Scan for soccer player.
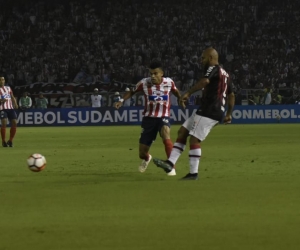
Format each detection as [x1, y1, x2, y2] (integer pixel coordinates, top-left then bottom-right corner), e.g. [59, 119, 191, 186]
[153, 47, 235, 180]
[91, 88, 102, 107]
[0, 76, 19, 147]
[114, 60, 182, 176]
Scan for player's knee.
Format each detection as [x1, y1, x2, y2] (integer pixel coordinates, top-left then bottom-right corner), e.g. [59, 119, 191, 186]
[177, 127, 188, 139]
[11, 120, 17, 127]
[160, 126, 170, 138]
[1, 120, 7, 127]
[161, 133, 170, 140]
[190, 136, 201, 145]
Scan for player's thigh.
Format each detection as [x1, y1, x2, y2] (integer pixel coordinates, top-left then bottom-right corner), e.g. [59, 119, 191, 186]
[158, 117, 171, 139]
[187, 114, 218, 142]
[177, 125, 190, 139]
[139, 117, 159, 146]
[0, 110, 8, 126]
[0, 110, 8, 120]
[6, 110, 17, 121]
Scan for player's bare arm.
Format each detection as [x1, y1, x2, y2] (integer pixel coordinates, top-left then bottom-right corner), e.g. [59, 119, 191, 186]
[11, 93, 18, 109]
[114, 89, 136, 109]
[171, 89, 182, 107]
[180, 78, 210, 108]
[224, 92, 235, 124]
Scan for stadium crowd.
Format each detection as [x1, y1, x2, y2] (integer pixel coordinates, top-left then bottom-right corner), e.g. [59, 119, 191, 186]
[0, 0, 300, 98]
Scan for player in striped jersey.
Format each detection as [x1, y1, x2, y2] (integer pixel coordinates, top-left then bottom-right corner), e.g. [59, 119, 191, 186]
[153, 48, 235, 180]
[0, 76, 19, 147]
[114, 61, 182, 176]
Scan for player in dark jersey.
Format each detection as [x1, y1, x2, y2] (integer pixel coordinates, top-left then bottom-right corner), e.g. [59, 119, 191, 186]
[153, 47, 235, 180]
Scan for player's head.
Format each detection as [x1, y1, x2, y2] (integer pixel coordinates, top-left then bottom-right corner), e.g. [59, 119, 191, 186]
[201, 47, 219, 69]
[0, 76, 5, 86]
[149, 60, 163, 85]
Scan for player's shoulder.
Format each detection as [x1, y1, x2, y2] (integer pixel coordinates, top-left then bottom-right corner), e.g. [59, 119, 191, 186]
[204, 65, 224, 77]
[205, 65, 218, 73]
[1, 85, 10, 91]
[219, 66, 230, 77]
[140, 77, 151, 84]
[162, 77, 174, 83]
[135, 78, 150, 89]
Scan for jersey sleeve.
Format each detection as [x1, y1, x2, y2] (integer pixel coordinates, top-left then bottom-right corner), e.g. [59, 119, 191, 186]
[203, 66, 219, 80]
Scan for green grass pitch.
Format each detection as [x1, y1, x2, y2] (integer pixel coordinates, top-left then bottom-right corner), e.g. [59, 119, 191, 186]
[1, 124, 300, 250]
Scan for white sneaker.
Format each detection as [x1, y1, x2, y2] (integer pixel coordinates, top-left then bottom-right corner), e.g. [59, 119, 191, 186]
[167, 168, 176, 176]
[139, 155, 152, 173]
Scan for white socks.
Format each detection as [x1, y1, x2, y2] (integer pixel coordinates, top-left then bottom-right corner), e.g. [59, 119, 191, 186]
[189, 146, 201, 174]
[168, 142, 186, 165]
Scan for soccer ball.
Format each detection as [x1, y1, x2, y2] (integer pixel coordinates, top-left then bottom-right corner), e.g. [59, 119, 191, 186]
[27, 154, 47, 172]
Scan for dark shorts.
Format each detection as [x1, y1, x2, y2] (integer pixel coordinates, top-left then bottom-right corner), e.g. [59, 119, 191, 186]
[139, 117, 171, 146]
[0, 109, 17, 120]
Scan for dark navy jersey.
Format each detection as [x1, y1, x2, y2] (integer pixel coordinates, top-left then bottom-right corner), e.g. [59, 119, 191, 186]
[196, 65, 233, 122]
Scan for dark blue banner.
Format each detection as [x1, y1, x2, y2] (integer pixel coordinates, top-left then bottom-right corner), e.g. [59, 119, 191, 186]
[231, 105, 300, 124]
[1, 105, 300, 126]
[11, 107, 191, 126]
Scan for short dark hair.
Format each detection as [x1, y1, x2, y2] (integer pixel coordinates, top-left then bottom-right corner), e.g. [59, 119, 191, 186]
[149, 60, 163, 70]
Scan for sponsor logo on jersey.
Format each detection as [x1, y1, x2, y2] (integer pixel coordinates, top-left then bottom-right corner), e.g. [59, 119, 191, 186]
[152, 90, 163, 96]
[1, 93, 10, 99]
[149, 95, 168, 102]
[205, 66, 215, 77]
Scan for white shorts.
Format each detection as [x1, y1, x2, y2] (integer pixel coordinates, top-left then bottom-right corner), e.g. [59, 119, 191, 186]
[182, 114, 219, 141]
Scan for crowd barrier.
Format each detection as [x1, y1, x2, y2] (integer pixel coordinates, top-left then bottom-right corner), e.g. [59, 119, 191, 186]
[1, 105, 300, 126]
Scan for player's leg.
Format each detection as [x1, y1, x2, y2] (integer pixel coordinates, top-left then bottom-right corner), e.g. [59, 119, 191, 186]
[0, 111, 8, 147]
[182, 115, 218, 180]
[160, 126, 173, 158]
[158, 118, 173, 159]
[167, 126, 189, 166]
[7, 110, 18, 147]
[138, 143, 152, 172]
[159, 122, 177, 176]
[138, 117, 156, 173]
[153, 115, 192, 173]
[181, 135, 201, 180]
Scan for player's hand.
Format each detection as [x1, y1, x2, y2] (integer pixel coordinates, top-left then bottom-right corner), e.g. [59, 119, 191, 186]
[223, 115, 232, 124]
[179, 93, 190, 109]
[179, 99, 186, 109]
[114, 101, 123, 109]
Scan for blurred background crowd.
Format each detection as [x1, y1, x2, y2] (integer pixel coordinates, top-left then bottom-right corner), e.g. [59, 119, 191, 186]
[0, 0, 300, 105]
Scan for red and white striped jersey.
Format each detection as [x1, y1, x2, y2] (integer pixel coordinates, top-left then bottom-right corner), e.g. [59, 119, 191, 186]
[135, 77, 177, 118]
[0, 86, 14, 110]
